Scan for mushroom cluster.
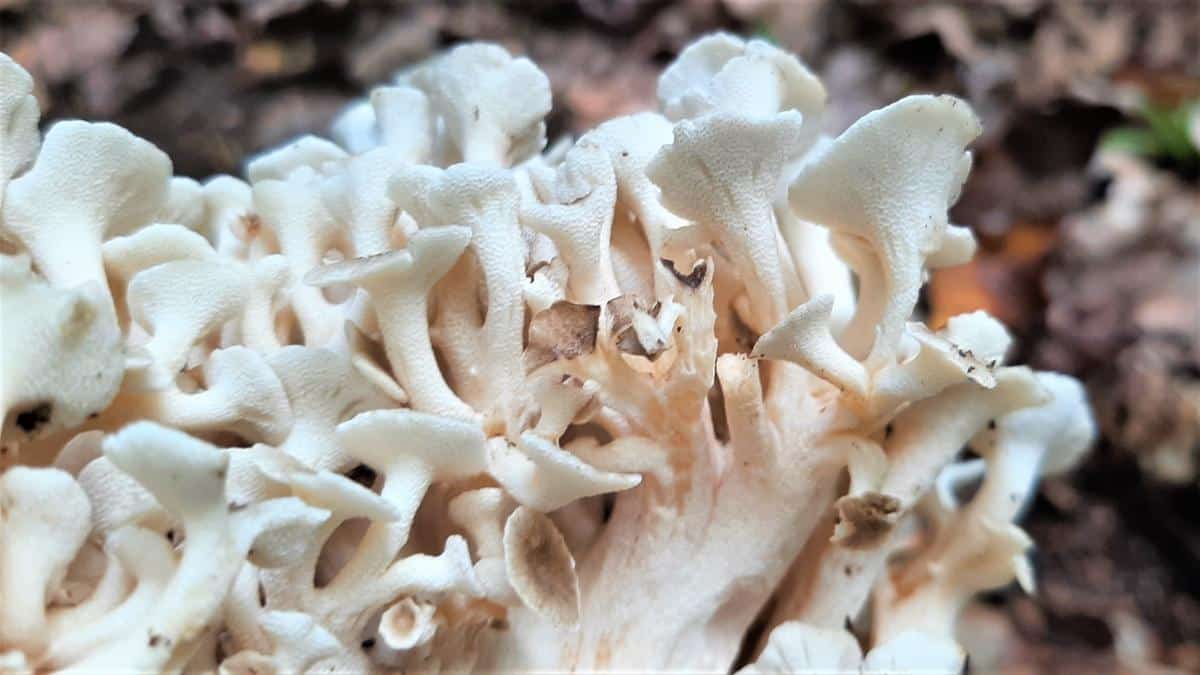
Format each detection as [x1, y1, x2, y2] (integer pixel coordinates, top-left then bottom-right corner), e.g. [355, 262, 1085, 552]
[0, 34, 1094, 673]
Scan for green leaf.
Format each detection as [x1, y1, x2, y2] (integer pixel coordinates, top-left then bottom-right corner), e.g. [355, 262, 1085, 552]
[752, 22, 778, 45]
[1101, 126, 1160, 157]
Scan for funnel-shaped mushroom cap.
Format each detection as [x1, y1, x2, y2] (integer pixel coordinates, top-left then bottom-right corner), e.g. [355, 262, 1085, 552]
[102, 223, 217, 284]
[319, 148, 399, 258]
[2, 120, 170, 292]
[306, 226, 471, 292]
[658, 32, 825, 135]
[306, 227, 475, 419]
[0, 54, 39, 206]
[788, 95, 981, 362]
[336, 408, 487, 478]
[649, 111, 806, 329]
[752, 294, 868, 399]
[371, 85, 434, 162]
[126, 259, 250, 386]
[246, 135, 347, 183]
[190, 346, 294, 444]
[78, 456, 167, 535]
[159, 176, 209, 236]
[503, 506, 581, 629]
[972, 371, 1096, 477]
[103, 421, 227, 514]
[250, 610, 343, 673]
[266, 346, 392, 470]
[378, 597, 438, 651]
[410, 42, 551, 165]
[331, 98, 380, 154]
[941, 310, 1012, 366]
[487, 433, 641, 512]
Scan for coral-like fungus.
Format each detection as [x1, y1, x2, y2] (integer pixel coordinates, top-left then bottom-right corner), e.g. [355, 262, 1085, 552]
[0, 35, 1093, 673]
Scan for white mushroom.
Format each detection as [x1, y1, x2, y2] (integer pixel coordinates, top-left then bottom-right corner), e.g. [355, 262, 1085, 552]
[0, 54, 39, 210]
[370, 85, 435, 163]
[648, 111, 807, 331]
[336, 408, 487, 543]
[658, 32, 825, 140]
[487, 433, 641, 512]
[872, 372, 1096, 644]
[1, 120, 170, 299]
[125, 259, 252, 388]
[0, 467, 92, 656]
[390, 164, 527, 418]
[267, 346, 392, 470]
[246, 135, 347, 183]
[408, 43, 551, 166]
[0, 255, 124, 441]
[788, 95, 981, 364]
[66, 422, 328, 672]
[320, 147, 401, 258]
[520, 136, 620, 304]
[0, 34, 1099, 675]
[306, 226, 475, 419]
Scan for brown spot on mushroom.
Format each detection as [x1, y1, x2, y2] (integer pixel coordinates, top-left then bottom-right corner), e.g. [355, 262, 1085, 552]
[147, 633, 171, 648]
[614, 326, 656, 359]
[660, 258, 708, 289]
[605, 295, 641, 337]
[525, 258, 550, 280]
[14, 402, 52, 434]
[832, 491, 901, 548]
[503, 506, 580, 628]
[523, 301, 600, 372]
[237, 213, 262, 240]
[606, 295, 669, 359]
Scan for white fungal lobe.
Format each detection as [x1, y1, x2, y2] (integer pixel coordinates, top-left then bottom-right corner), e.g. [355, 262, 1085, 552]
[0, 32, 1094, 674]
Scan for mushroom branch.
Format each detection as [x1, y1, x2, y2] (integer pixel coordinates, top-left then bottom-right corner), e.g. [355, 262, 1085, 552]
[0, 32, 1094, 674]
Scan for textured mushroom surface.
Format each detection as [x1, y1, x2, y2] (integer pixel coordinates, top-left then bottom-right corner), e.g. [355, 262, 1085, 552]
[0, 34, 1094, 673]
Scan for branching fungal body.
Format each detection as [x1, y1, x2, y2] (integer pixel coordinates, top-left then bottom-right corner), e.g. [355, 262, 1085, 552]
[0, 34, 1094, 674]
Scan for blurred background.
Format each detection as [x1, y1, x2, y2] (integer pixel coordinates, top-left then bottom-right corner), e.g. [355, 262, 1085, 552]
[2, 1, 1196, 671]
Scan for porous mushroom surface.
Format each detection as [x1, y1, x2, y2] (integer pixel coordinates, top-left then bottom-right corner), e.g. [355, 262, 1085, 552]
[0, 33, 1094, 673]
